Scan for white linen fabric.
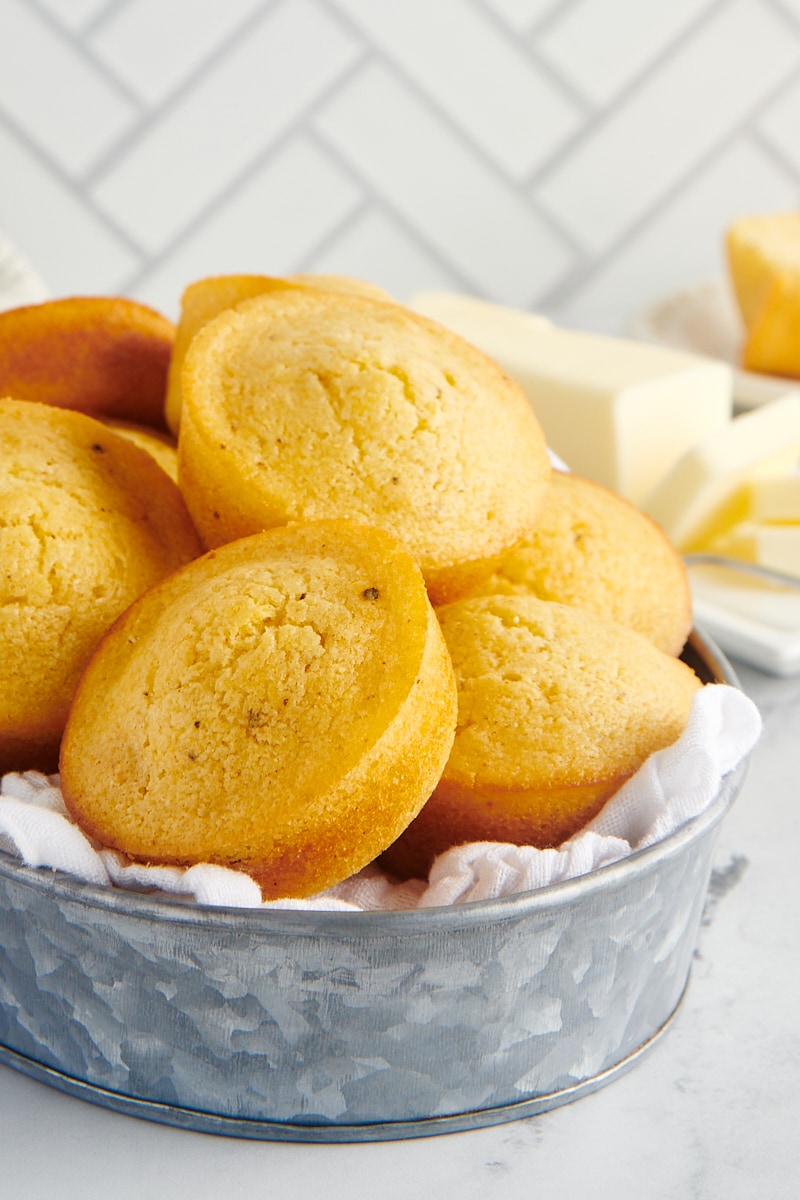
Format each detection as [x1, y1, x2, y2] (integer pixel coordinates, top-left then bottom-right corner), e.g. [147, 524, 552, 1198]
[0, 683, 760, 911]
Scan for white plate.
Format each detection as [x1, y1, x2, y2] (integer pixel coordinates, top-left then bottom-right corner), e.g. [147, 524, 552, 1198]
[688, 561, 800, 677]
[631, 280, 798, 410]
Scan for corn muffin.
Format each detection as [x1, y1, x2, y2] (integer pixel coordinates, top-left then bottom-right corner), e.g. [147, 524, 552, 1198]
[0, 296, 175, 429]
[178, 289, 551, 604]
[726, 211, 800, 330]
[0, 397, 203, 775]
[103, 418, 178, 481]
[164, 273, 392, 433]
[60, 520, 458, 900]
[466, 471, 692, 655]
[381, 594, 703, 879]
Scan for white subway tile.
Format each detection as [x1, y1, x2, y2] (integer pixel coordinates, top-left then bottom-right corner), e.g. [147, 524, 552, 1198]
[314, 63, 573, 306]
[538, 0, 714, 106]
[0, 120, 140, 296]
[90, 0, 361, 252]
[552, 139, 800, 334]
[0, 0, 137, 176]
[36, 0, 117, 33]
[759, 75, 800, 175]
[480, 0, 559, 32]
[333, 0, 580, 179]
[538, 0, 800, 253]
[130, 135, 362, 319]
[90, 0, 267, 104]
[305, 209, 460, 301]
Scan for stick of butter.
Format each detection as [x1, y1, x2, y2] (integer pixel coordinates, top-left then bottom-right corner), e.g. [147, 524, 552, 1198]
[411, 290, 552, 343]
[747, 474, 800, 522]
[708, 522, 800, 579]
[643, 393, 800, 550]
[412, 291, 731, 506]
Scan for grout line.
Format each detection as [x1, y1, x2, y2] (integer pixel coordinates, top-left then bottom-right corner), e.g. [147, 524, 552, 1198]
[535, 65, 800, 312]
[302, 127, 527, 301]
[316, 0, 580, 247]
[289, 195, 375, 273]
[0, 108, 148, 262]
[748, 126, 800, 197]
[527, 0, 584, 38]
[81, 0, 136, 39]
[466, 0, 592, 114]
[115, 52, 372, 293]
[25, 0, 146, 111]
[763, 0, 800, 35]
[79, 0, 286, 188]
[525, 0, 734, 191]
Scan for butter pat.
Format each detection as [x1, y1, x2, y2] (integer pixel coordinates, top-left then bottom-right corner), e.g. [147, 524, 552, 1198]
[747, 474, 800, 522]
[643, 393, 800, 551]
[412, 294, 732, 506]
[709, 522, 800, 579]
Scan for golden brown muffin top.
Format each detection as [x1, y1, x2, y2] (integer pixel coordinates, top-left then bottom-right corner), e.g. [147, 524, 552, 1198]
[164, 273, 392, 433]
[60, 520, 456, 887]
[179, 288, 551, 602]
[468, 471, 692, 655]
[0, 396, 203, 752]
[0, 296, 174, 429]
[437, 593, 702, 793]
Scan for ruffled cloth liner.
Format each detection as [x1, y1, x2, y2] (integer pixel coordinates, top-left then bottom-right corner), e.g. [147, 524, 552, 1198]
[0, 683, 760, 911]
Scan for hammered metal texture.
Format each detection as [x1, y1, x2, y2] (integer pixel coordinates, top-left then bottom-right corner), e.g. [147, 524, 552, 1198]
[0, 762, 740, 1131]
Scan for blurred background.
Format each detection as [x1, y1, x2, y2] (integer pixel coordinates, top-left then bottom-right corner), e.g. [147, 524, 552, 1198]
[1, 0, 800, 331]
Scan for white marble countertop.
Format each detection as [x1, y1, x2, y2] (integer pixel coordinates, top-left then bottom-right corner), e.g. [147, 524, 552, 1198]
[1, 656, 797, 1200]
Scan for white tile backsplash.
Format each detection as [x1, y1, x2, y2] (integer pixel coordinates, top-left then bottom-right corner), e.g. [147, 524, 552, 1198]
[553, 138, 800, 333]
[1, 0, 799, 327]
[0, 121, 139, 295]
[315, 63, 573, 306]
[537, 0, 715, 106]
[479, 0, 561, 33]
[89, 0, 267, 105]
[538, 0, 800, 253]
[332, 0, 581, 180]
[758, 74, 800, 174]
[35, 0, 119, 34]
[303, 208, 461, 300]
[0, 0, 137, 175]
[89, 0, 362, 252]
[132, 135, 363, 314]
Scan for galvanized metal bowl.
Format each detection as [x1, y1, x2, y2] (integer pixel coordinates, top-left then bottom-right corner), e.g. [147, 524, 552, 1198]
[0, 630, 746, 1142]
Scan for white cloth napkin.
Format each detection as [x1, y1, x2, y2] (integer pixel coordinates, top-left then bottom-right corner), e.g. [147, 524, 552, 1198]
[0, 683, 760, 911]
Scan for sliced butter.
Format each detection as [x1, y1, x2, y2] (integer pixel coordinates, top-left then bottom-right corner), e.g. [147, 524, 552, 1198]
[747, 474, 800, 523]
[709, 521, 800, 579]
[643, 393, 800, 551]
[412, 293, 732, 507]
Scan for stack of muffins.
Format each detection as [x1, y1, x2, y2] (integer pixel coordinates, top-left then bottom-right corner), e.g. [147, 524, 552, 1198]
[0, 277, 701, 899]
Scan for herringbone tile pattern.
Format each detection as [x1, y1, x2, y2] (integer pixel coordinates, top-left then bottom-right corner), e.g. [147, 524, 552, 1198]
[1, 0, 799, 330]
